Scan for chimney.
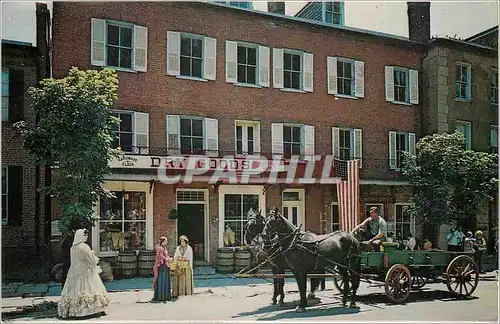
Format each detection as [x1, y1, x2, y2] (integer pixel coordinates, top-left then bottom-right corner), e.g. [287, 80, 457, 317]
[407, 2, 431, 43]
[268, 1, 285, 15]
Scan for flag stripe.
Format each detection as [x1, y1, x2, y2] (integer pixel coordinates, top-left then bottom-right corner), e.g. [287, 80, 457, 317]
[336, 159, 360, 232]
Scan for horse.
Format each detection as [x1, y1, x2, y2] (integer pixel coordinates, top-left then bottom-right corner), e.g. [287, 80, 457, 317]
[260, 208, 361, 312]
[244, 209, 323, 305]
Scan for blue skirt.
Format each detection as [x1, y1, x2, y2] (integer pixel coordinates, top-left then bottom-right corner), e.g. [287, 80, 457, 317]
[153, 264, 171, 301]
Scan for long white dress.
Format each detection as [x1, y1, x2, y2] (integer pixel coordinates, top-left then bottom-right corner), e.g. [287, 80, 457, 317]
[58, 229, 110, 318]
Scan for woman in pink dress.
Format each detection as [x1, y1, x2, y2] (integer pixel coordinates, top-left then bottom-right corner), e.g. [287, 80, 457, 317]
[152, 236, 172, 302]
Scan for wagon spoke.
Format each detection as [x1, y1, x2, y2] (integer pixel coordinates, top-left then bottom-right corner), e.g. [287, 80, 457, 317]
[463, 283, 469, 296]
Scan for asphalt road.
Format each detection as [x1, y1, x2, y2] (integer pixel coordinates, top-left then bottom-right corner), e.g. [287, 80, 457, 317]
[4, 277, 498, 322]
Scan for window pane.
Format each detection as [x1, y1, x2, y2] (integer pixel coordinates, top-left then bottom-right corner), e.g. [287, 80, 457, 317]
[284, 53, 291, 70]
[1, 71, 8, 95]
[343, 79, 351, 95]
[107, 25, 119, 46]
[344, 62, 352, 78]
[192, 119, 203, 137]
[326, 13, 333, 23]
[237, 46, 247, 64]
[337, 62, 343, 77]
[225, 194, 242, 221]
[121, 133, 133, 151]
[237, 65, 246, 83]
[181, 37, 192, 56]
[124, 221, 147, 250]
[236, 140, 243, 154]
[291, 72, 300, 89]
[243, 194, 259, 218]
[247, 66, 256, 84]
[124, 192, 146, 220]
[100, 191, 123, 220]
[192, 138, 203, 151]
[236, 125, 242, 140]
[284, 71, 291, 88]
[120, 27, 132, 47]
[120, 48, 132, 69]
[325, 2, 333, 11]
[192, 58, 202, 78]
[99, 222, 123, 252]
[180, 137, 192, 151]
[248, 140, 254, 154]
[107, 46, 119, 67]
[192, 39, 203, 58]
[180, 57, 191, 76]
[292, 126, 301, 142]
[1, 171, 6, 194]
[247, 126, 253, 140]
[292, 55, 301, 71]
[180, 118, 192, 136]
[247, 47, 257, 65]
[284, 143, 292, 156]
[283, 126, 291, 142]
[120, 113, 133, 132]
[292, 143, 301, 155]
[332, 14, 341, 25]
[2, 196, 6, 221]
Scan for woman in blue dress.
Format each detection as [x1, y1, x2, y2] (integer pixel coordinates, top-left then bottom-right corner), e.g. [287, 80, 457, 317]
[152, 236, 172, 302]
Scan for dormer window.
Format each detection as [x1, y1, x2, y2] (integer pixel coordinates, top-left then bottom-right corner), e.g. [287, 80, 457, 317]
[294, 1, 344, 27]
[325, 2, 342, 24]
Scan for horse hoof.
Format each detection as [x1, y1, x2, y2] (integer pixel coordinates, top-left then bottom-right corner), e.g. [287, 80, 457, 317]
[271, 300, 277, 305]
[349, 302, 357, 308]
[278, 300, 285, 306]
[307, 293, 315, 300]
[295, 306, 306, 313]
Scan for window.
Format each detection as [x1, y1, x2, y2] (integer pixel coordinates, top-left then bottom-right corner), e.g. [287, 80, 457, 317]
[2, 166, 7, 226]
[235, 121, 259, 155]
[112, 112, 133, 152]
[98, 191, 147, 253]
[395, 204, 414, 241]
[456, 63, 471, 100]
[283, 52, 301, 90]
[325, 2, 342, 25]
[490, 70, 498, 105]
[395, 133, 408, 169]
[229, 1, 251, 9]
[107, 24, 133, 69]
[180, 117, 204, 155]
[331, 203, 339, 232]
[339, 129, 352, 160]
[337, 60, 354, 96]
[456, 121, 472, 150]
[283, 125, 302, 156]
[180, 35, 203, 78]
[237, 45, 257, 84]
[2, 69, 8, 122]
[394, 68, 409, 103]
[490, 125, 498, 154]
[224, 194, 259, 246]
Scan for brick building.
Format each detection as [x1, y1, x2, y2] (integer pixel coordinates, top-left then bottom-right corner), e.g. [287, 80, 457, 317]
[51, 1, 427, 263]
[1, 3, 51, 279]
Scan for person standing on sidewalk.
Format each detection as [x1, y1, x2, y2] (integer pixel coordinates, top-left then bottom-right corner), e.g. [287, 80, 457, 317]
[60, 219, 83, 289]
[172, 235, 194, 297]
[473, 230, 487, 274]
[152, 236, 172, 302]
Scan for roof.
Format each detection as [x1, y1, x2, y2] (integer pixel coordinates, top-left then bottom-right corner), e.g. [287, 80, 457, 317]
[205, 2, 426, 49]
[429, 37, 497, 56]
[465, 26, 498, 42]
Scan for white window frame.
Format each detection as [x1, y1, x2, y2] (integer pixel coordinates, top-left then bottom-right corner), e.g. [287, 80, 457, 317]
[2, 166, 7, 226]
[490, 125, 498, 153]
[234, 120, 260, 156]
[394, 203, 415, 242]
[112, 110, 134, 153]
[338, 128, 353, 160]
[106, 22, 134, 70]
[2, 69, 9, 122]
[112, 109, 149, 155]
[92, 181, 154, 257]
[455, 62, 471, 101]
[218, 185, 266, 248]
[331, 202, 339, 232]
[324, 1, 342, 25]
[180, 116, 205, 155]
[283, 50, 303, 91]
[456, 120, 472, 150]
[395, 132, 409, 170]
[337, 59, 355, 96]
[176, 188, 210, 262]
[490, 69, 498, 105]
[281, 189, 305, 230]
[180, 33, 205, 79]
[283, 123, 303, 157]
[236, 42, 259, 85]
[393, 67, 409, 104]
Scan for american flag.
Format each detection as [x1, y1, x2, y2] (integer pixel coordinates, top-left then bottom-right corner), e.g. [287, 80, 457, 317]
[334, 159, 360, 232]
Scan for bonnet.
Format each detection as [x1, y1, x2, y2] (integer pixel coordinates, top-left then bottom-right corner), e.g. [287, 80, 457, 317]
[73, 229, 88, 245]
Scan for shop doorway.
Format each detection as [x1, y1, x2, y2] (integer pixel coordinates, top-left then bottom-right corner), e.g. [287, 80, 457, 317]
[282, 189, 305, 229]
[176, 190, 208, 262]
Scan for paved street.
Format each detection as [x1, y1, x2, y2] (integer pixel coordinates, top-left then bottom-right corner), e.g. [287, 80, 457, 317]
[3, 275, 498, 322]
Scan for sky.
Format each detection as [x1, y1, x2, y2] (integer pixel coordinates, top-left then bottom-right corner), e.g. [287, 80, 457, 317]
[252, 1, 499, 39]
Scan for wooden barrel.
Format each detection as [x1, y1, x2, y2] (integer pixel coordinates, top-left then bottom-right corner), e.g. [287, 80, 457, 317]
[137, 250, 155, 277]
[216, 247, 234, 273]
[234, 248, 252, 273]
[117, 251, 137, 278]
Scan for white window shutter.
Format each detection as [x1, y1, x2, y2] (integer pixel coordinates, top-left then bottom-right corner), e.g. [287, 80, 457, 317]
[354, 61, 365, 98]
[273, 48, 284, 89]
[303, 125, 315, 160]
[134, 112, 149, 154]
[225, 41, 238, 83]
[204, 118, 219, 156]
[204, 37, 217, 81]
[254, 123, 261, 154]
[302, 53, 314, 92]
[331, 127, 340, 158]
[166, 31, 181, 76]
[258, 46, 270, 87]
[327, 57, 338, 95]
[353, 128, 363, 168]
[271, 123, 284, 158]
[389, 131, 397, 170]
[385, 66, 395, 102]
[166, 115, 180, 154]
[409, 69, 419, 104]
[91, 18, 106, 67]
[408, 132, 416, 156]
[133, 25, 148, 72]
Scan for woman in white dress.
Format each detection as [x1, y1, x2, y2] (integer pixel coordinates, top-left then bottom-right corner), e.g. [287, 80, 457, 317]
[58, 229, 110, 318]
[172, 235, 194, 297]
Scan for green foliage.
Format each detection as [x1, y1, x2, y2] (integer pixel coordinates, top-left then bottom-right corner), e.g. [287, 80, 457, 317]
[402, 131, 498, 226]
[14, 67, 121, 233]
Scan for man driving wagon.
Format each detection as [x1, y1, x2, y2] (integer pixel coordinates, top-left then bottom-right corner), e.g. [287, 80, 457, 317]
[351, 206, 388, 251]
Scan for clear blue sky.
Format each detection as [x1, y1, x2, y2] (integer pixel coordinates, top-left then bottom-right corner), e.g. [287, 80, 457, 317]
[253, 1, 499, 39]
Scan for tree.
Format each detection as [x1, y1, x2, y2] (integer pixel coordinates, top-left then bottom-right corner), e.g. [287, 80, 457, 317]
[14, 67, 121, 233]
[402, 131, 498, 236]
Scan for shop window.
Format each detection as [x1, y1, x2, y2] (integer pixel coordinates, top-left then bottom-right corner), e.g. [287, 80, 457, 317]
[223, 194, 259, 246]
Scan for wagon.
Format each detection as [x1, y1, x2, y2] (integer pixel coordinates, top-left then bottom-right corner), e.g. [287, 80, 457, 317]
[332, 243, 480, 304]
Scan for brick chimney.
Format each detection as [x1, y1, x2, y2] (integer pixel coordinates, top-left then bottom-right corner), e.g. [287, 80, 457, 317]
[407, 2, 431, 43]
[268, 1, 285, 15]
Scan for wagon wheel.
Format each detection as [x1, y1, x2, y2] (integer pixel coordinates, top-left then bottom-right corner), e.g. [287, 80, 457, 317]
[333, 276, 344, 293]
[445, 255, 479, 298]
[385, 264, 411, 303]
[411, 275, 428, 289]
